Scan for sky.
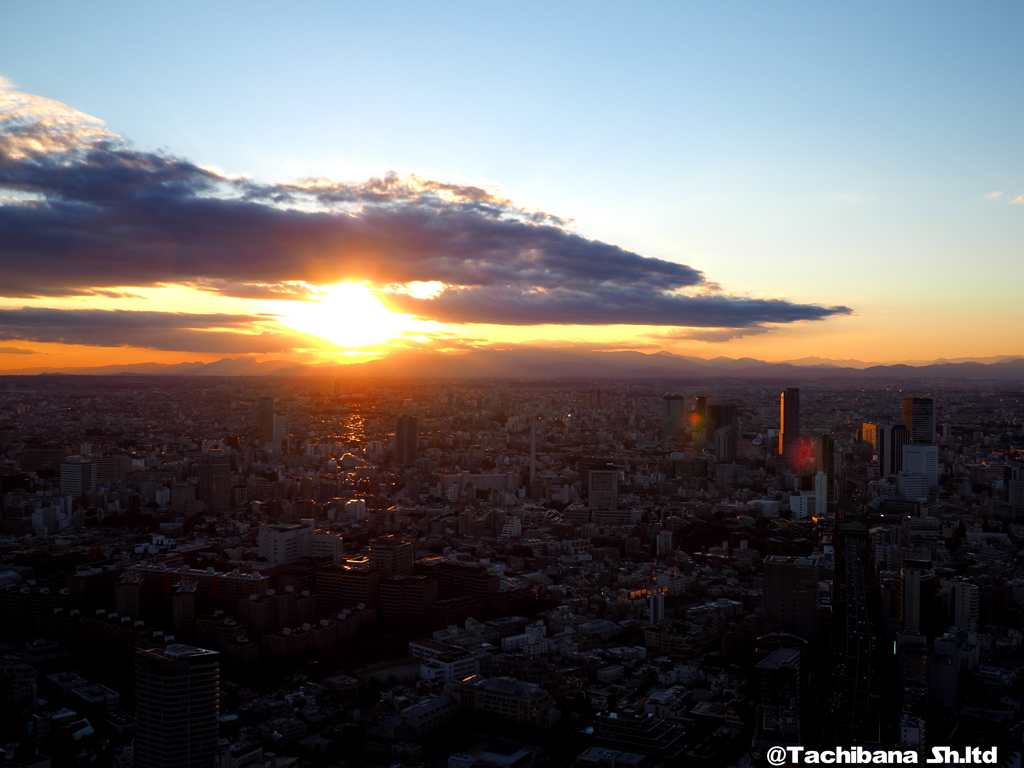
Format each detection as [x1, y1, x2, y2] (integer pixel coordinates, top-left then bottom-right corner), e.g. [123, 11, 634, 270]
[0, 0, 1022, 371]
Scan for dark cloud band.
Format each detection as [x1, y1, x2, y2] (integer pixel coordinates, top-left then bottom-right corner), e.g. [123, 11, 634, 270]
[384, 286, 850, 327]
[0, 307, 304, 353]
[0, 81, 851, 332]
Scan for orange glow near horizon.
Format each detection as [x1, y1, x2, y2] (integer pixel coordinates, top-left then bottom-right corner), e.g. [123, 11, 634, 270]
[0, 340, 272, 371]
[0, 281, 1019, 372]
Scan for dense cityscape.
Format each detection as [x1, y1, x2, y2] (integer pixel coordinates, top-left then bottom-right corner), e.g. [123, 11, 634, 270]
[4, 1, 1024, 766]
[0, 373, 1022, 767]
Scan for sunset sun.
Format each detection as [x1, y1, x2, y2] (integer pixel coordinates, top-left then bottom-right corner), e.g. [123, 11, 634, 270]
[276, 283, 411, 349]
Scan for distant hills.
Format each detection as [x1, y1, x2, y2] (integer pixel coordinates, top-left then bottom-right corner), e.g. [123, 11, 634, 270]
[4, 349, 1024, 380]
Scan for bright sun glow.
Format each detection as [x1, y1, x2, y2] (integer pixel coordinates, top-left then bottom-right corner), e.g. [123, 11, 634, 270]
[276, 283, 410, 349]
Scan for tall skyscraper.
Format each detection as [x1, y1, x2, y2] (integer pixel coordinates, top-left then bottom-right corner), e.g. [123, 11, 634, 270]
[953, 579, 979, 633]
[714, 424, 738, 462]
[817, 433, 838, 504]
[135, 645, 220, 768]
[706, 402, 737, 438]
[900, 397, 936, 445]
[272, 412, 290, 453]
[763, 555, 820, 642]
[395, 415, 418, 468]
[778, 388, 800, 466]
[693, 395, 707, 433]
[861, 423, 878, 451]
[258, 396, 275, 446]
[900, 559, 935, 635]
[197, 449, 231, 512]
[814, 471, 828, 517]
[663, 393, 685, 444]
[878, 423, 909, 478]
[529, 416, 537, 490]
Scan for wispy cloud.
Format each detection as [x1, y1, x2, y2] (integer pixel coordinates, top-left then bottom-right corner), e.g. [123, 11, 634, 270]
[385, 331, 492, 353]
[1011, 195, 1024, 205]
[0, 345, 37, 354]
[524, 340, 664, 352]
[0, 80, 851, 337]
[648, 326, 775, 343]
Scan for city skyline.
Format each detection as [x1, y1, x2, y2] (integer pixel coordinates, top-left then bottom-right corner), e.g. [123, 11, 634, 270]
[1, 1, 1023, 372]
[2, 372, 1021, 764]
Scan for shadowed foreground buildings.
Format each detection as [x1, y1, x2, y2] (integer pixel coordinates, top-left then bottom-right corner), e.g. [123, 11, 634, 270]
[4, 376, 1024, 764]
[135, 645, 219, 768]
[454, 675, 561, 728]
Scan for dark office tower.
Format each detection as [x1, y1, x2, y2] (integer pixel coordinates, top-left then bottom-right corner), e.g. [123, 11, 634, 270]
[529, 417, 537, 490]
[707, 401, 738, 462]
[395, 415, 418, 468]
[663, 393, 685, 444]
[763, 555, 821, 643]
[590, 389, 602, 409]
[135, 645, 219, 768]
[714, 424, 738, 463]
[705, 402, 736, 438]
[818, 433, 838, 503]
[877, 423, 909, 478]
[900, 397, 936, 445]
[197, 450, 231, 512]
[693, 396, 707, 432]
[900, 559, 936, 635]
[778, 388, 800, 464]
[258, 396, 275, 445]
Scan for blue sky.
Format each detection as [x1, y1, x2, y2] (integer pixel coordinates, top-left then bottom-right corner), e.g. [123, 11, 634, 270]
[1, 1, 1022, 364]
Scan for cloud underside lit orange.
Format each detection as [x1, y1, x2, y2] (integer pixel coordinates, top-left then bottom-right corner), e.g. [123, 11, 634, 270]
[0, 79, 854, 364]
